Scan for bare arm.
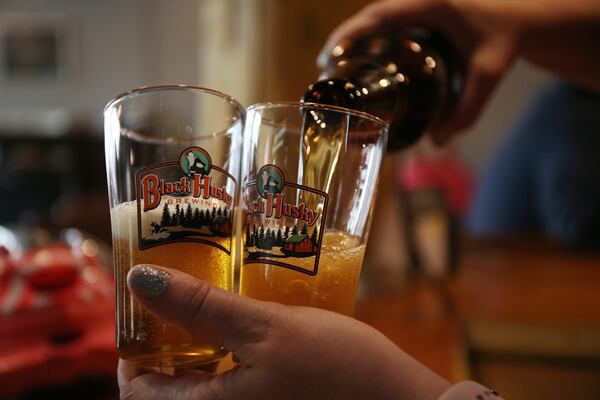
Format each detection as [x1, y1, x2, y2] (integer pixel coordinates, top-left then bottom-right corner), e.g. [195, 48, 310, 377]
[511, 0, 600, 91]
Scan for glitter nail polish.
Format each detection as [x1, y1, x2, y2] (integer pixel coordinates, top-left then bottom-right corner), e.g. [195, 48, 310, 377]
[128, 264, 170, 299]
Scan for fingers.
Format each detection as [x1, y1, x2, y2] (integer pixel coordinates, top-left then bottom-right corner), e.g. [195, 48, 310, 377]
[318, 0, 447, 68]
[317, 0, 516, 145]
[430, 40, 515, 144]
[118, 359, 215, 400]
[127, 264, 279, 361]
[315, 0, 487, 144]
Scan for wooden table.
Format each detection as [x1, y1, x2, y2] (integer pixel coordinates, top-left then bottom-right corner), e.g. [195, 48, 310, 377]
[355, 237, 600, 385]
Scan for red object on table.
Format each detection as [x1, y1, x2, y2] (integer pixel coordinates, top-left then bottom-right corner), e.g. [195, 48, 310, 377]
[398, 151, 474, 217]
[0, 237, 116, 398]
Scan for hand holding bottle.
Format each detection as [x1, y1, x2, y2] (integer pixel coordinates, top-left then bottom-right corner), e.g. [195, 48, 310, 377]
[318, 0, 600, 144]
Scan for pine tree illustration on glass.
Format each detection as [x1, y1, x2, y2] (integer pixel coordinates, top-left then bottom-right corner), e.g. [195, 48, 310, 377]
[250, 224, 256, 247]
[199, 209, 206, 226]
[276, 228, 283, 246]
[265, 228, 272, 250]
[284, 226, 290, 242]
[311, 226, 319, 246]
[172, 204, 181, 226]
[184, 204, 193, 227]
[192, 207, 201, 228]
[178, 207, 184, 224]
[258, 224, 265, 249]
[161, 203, 171, 227]
[301, 223, 309, 235]
[291, 225, 299, 235]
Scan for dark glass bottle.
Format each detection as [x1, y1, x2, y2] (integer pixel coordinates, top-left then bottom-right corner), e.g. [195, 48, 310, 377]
[303, 29, 464, 151]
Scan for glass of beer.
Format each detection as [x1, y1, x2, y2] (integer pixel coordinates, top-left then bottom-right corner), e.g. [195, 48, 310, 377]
[104, 85, 243, 369]
[240, 102, 387, 315]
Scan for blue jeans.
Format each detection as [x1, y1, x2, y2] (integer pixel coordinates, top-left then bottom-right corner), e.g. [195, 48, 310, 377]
[468, 81, 600, 248]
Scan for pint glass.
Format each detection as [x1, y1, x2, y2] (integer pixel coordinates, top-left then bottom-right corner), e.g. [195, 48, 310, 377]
[240, 102, 387, 315]
[104, 85, 243, 369]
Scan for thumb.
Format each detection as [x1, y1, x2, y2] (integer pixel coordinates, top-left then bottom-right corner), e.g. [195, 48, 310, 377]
[126, 264, 276, 362]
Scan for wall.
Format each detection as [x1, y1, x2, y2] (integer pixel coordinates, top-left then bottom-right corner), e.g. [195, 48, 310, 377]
[195, 0, 372, 108]
[0, 0, 200, 134]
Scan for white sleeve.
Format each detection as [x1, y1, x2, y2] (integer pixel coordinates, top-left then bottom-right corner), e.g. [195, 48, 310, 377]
[438, 381, 505, 400]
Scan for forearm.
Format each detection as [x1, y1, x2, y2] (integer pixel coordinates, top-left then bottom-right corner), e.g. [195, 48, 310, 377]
[515, 0, 600, 90]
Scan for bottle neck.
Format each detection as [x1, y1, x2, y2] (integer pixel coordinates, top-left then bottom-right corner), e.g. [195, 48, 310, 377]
[331, 58, 410, 140]
[316, 30, 464, 151]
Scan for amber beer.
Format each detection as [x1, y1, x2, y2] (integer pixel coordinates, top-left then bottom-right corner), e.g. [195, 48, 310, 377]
[240, 231, 365, 315]
[240, 103, 386, 317]
[105, 86, 243, 371]
[111, 202, 232, 367]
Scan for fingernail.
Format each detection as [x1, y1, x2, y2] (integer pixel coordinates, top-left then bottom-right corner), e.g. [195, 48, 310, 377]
[127, 264, 170, 299]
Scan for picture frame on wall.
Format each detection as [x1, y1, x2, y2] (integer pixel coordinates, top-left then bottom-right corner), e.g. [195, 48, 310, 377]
[0, 11, 78, 82]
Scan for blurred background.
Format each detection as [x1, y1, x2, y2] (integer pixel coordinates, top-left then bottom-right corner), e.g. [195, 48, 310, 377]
[0, 1, 598, 399]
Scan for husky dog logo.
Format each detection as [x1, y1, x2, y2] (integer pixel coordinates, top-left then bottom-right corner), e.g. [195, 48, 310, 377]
[179, 147, 211, 177]
[257, 165, 284, 198]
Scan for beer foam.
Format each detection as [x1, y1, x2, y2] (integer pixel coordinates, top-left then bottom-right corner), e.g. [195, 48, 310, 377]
[110, 201, 164, 242]
[320, 231, 361, 252]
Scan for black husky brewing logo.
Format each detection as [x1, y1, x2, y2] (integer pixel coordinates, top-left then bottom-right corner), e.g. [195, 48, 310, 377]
[243, 164, 328, 275]
[135, 146, 236, 255]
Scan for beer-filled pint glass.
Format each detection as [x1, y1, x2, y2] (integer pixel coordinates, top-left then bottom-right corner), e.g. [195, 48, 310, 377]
[104, 85, 243, 369]
[240, 102, 387, 315]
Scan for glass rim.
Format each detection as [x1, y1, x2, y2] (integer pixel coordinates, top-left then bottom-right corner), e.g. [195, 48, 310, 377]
[246, 101, 388, 130]
[103, 84, 245, 117]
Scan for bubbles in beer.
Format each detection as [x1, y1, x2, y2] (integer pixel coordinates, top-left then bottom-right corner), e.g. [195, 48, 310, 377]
[240, 231, 366, 315]
[111, 201, 232, 368]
